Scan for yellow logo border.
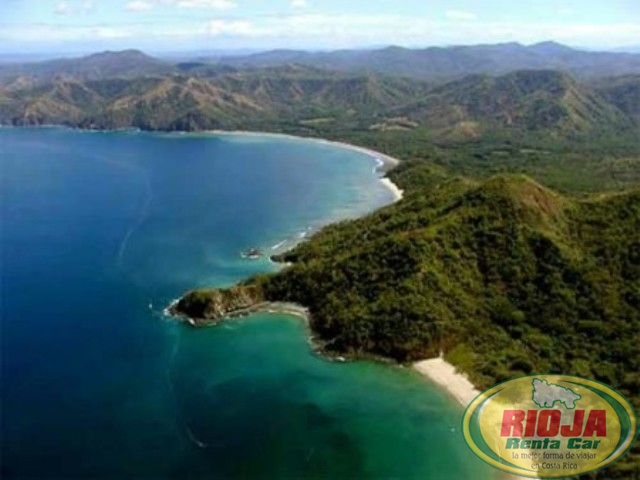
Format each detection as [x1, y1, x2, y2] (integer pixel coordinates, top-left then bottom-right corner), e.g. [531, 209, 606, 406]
[461, 374, 639, 478]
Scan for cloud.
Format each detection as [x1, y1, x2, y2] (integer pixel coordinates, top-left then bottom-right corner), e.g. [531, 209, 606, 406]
[123, 0, 236, 11]
[174, 0, 237, 9]
[557, 6, 574, 16]
[207, 19, 257, 36]
[126, 1, 153, 12]
[445, 10, 476, 21]
[291, 0, 308, 8]
[201, 14, 442, 42]
[90, 26, 132, 39]
[53, 0, 95, 16]
[196, 14, 640, 50]
[4, 12, 640, 51]
[0, 24, 133, 42]
[54, 1, 73, 16]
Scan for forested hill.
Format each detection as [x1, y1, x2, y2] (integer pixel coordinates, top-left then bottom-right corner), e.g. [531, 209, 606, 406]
[0, 66, 429, 130]
[594, 74, 640, 121]
[177, 172, 639, 381]
[175, 171, 640, 478]
[1, 66, 639, 145]
[397, 70, 635, 139]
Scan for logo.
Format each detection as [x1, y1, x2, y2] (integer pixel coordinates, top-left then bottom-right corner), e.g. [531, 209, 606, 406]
[462, 375, 638, 478]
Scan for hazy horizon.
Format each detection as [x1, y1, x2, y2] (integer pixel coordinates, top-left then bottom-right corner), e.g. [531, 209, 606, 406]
[1, 40, 640, 64]
[1, 0, 639, 56]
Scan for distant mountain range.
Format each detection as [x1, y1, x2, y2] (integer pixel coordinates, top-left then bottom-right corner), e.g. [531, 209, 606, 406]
[2, 41, 640, 84]
[612, 45, 640, 54]
[214, 42, 640, 82]
[0, 50, 170, 83]
[0, 42, 639, 141]
[0, 65, 428, 131]
[1, 67, 638, 142]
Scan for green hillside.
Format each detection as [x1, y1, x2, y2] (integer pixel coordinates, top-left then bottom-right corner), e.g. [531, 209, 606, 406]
[1, 67, 636, 144]
[398, 70, 634, 140]
[0, 66, 431, 131]
[595, 74, 640, 121]
[175, 172, 640, 478]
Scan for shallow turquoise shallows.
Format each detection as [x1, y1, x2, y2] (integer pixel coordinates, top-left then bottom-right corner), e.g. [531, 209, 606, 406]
[1, 127, 495, 479]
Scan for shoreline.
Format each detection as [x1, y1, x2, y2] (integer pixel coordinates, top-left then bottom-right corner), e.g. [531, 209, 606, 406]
[167, 296, 483, 411]
[379, 177, 404, 201]
[206, 129, 404, 202]
[412, 355, 480, 408]
[413, 359, 523, 479]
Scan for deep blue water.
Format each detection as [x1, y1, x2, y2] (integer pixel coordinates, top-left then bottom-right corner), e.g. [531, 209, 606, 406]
[1, 127, 494, 479]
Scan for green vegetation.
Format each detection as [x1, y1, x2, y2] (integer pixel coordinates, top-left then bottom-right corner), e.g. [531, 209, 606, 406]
[252, 174, 639, 371]
[0, 64, 431, 130]
[396, 70, 634, 138]
[179, 172, 639, 477]
[2, 64, 638, 144]
[594, 74, 640, 121]
[171, 285, 262, 323]
[175, 138, 639, 479]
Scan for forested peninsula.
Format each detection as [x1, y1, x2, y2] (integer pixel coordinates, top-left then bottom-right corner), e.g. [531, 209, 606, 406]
[172, 161, 639, 478]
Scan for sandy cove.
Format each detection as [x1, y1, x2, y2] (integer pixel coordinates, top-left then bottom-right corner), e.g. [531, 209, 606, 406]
[379, 177, 404, 202]
[413, 355, 480, 408]
[413, 357, 529, 479]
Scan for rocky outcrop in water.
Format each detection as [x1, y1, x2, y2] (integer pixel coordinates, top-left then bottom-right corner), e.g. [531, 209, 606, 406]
[169, 285, 264, 326]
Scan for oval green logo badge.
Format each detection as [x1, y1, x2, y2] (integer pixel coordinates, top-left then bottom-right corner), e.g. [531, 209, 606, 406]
[462, 375, 639, 478]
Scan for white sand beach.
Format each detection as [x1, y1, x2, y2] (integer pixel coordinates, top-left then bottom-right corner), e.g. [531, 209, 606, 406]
[379, 177, 404, 201]
[413, 356, 480, 408]
[322, 139, 400, 168]
[414, 358, 529, 479]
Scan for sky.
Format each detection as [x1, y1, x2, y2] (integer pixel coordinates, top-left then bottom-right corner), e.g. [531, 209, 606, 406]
[0, 0, 639, 55]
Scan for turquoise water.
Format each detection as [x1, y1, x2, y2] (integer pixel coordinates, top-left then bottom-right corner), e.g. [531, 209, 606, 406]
[1, 127, 494, 478]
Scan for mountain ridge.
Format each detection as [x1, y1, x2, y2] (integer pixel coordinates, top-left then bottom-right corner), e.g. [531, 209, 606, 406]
[3, 42, 640, 85]
[214, 42, 640, 81]
[0, 49, 171, 83]
[1, 67, 636, 142]
[397, 69, 635, 139]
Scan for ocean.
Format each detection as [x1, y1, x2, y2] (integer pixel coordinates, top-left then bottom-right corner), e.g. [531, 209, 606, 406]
[1, 127, 494, 478]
